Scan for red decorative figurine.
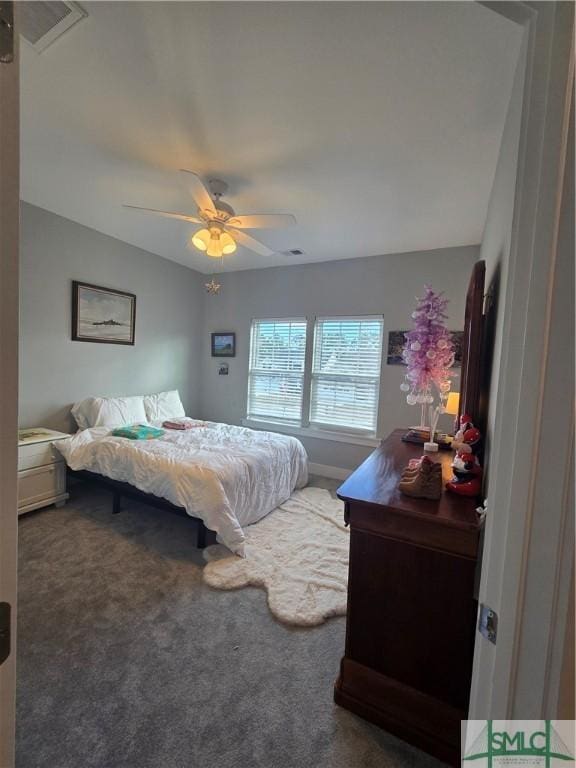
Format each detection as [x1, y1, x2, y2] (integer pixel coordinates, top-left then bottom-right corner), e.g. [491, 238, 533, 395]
[446, 417, 483, 497]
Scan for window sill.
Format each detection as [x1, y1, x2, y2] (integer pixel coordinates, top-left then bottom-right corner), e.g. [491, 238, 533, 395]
[242, 419, 380, 447]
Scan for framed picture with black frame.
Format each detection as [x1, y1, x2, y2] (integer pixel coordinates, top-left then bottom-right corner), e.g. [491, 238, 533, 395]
[72, 281, 136, 345]
[211, 332, 236, 357]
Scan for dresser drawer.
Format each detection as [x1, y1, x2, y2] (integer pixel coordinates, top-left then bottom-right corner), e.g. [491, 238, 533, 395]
[18, 462, 66, 509]
[18, 441, 63, 471]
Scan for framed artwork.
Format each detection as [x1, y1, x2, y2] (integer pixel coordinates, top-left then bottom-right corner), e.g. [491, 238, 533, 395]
[72, 281, 136, 345]
[386, 330, 407, 364]
[387, 330, 464, 366]
[211, 332, 236, 357]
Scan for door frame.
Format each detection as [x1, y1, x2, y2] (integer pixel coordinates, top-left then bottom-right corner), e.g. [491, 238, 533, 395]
[0, 1, 19, 765]
[0, 2, 573, 763]
[470, 0, 574, 718]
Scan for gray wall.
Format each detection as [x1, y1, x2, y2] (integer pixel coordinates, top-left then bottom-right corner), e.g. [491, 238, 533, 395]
[20, 203, 478, 470]
[478, 40, 526, 477]
[199, 246, 478, 469]
[19, 203, 204, 433]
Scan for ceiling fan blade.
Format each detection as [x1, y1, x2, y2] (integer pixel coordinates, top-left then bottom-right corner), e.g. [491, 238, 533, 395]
[179, 170, 217, 215]
[123, 205, 202, 224]
[228, 228, 275, 257]
[227, 213, 296, 230]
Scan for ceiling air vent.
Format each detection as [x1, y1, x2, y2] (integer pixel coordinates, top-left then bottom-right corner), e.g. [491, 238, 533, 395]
[285, 249, 304, 256]
[19, 1, 86, 53]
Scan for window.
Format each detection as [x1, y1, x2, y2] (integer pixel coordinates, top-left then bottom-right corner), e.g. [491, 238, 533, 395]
[310, 317, 384, 433]
[247, 315, 384, 436]
[247, 318, 307, 424]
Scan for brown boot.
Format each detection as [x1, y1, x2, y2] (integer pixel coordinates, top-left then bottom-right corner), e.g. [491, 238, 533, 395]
[400, 457, 441, 481]
[401, 457, 441, 480]
[399, 458, 442, 500]
[401, 463, 441, 479]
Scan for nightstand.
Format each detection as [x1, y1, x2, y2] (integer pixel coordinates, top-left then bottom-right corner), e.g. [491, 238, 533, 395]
[18, 428, 70, 515]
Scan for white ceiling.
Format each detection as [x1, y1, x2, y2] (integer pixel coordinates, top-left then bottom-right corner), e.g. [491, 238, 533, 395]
[20, 1, 522, 273]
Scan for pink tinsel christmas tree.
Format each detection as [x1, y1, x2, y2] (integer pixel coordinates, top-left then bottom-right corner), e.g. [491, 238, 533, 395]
[401, 286, 455, 426]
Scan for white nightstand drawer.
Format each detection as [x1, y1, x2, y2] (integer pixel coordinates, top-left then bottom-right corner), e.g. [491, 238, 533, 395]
[18, 463, 66, 509]
[18, 442, 63, 471]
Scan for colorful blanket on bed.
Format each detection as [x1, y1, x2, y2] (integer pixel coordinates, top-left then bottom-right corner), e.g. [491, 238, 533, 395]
[111, 424, 165, 440]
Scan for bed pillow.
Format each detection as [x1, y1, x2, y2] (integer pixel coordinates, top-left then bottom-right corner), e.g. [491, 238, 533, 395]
[143, 390, 186, 421]
[92, 395, 148, 428]
[71, 395, 147, 429]
[71, 397, 100, 430]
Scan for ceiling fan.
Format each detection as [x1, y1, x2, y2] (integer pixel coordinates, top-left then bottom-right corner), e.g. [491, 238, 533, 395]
[124, 170, 296, 259]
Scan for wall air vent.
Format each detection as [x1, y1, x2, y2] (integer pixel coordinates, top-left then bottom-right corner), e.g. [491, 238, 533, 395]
[19, 1, 86, 53]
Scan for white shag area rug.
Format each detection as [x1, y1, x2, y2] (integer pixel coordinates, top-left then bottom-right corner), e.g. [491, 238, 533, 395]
[202, 487, 349, 627]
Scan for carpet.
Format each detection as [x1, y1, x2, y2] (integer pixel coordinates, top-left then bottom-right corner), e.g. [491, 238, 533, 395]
[17, 478, 444, 768]
[203, 487, 349, 626]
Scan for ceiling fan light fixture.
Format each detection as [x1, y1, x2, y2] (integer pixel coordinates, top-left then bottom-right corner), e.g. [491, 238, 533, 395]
[192, 225, 237, 258]
[127, 172, 294, 261]
[221, 231, 237, 255]
[206, 227, 224, 258]
[207, 242, 222, 258]
[191, 228, 210, 251]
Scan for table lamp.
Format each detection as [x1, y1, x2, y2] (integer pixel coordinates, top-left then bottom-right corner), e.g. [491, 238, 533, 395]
[445, 392, 460, 434]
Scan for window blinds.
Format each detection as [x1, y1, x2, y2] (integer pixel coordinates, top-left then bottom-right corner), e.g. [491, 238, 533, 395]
[310, 317, 383, 432]
[247, 318, 307, 424]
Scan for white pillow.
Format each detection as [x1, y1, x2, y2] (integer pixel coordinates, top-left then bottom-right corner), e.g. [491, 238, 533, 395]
[71, 395, 147, 429]
[143, 390, 186, 421]
[71, 397, 99, 430]
[92, 395, 147, 427]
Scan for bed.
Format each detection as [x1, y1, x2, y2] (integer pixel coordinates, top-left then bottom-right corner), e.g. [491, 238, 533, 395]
[55, 392, 308, 557]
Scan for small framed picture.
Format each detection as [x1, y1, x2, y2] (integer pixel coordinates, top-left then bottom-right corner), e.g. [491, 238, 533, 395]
[386, 330, 407, 365]
[211, 332, 236, 357]
[72, 281, 136, 345]
[218, 363, 229, 376]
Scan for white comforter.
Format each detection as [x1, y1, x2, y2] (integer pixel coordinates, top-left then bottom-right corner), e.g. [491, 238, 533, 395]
[55, 421, 308, 557]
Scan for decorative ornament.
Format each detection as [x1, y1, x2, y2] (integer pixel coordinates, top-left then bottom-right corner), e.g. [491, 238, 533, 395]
[205, 253, 225, 295]
[205, 278, 221, 295]
[400, 381, 410, 392]
[411, 341, 421, 351]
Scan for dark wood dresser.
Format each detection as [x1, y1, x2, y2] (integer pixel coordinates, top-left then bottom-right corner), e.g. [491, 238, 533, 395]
[334, 429, 482, 766]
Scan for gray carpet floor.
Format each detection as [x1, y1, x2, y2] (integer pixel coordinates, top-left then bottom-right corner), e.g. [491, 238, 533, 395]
[17, 477, 444, 768]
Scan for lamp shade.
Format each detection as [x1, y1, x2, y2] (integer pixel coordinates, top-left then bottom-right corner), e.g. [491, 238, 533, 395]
[191, 229, 210, 251]
[220, 231, 237, 255]
[191, 227, 237, 258]
[206, 233, 223, 258]
[445, 391, 460, 416]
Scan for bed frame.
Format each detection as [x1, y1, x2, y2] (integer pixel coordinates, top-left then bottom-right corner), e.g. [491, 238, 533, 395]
[67, 468, 209, 548]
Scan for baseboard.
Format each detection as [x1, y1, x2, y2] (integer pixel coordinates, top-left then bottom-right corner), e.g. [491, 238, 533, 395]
[309, 462, 351, 481]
